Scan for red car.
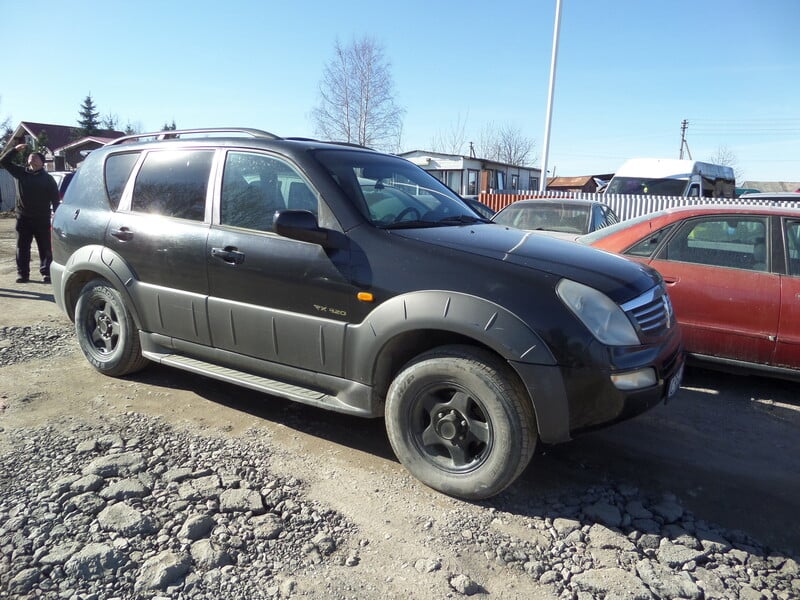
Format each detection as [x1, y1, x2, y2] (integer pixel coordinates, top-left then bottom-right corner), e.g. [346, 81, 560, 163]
[579, 205, 800, 379]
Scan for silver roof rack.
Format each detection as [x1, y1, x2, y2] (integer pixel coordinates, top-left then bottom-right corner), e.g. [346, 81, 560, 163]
[106, 128, 279, 146]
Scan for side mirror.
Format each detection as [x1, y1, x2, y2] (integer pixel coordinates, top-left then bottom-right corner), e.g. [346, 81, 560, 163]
[273, 210, 329, 246]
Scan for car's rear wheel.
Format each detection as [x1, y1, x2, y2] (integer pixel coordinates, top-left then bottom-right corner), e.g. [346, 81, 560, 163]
[385, 345, 537, 500]
[75, 278, 148, 376]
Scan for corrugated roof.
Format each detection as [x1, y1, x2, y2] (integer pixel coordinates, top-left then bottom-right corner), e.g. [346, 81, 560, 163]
[547, 176, 595, 186]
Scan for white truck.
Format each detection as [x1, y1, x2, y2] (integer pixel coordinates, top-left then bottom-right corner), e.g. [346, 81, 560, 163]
[606, 158, 735, 198]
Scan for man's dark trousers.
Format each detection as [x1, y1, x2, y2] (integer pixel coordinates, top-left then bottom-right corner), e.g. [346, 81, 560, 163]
[16, 215, 52, 279]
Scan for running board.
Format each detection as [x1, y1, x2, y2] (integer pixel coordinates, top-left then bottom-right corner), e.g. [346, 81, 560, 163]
[141, 350, 376, 416]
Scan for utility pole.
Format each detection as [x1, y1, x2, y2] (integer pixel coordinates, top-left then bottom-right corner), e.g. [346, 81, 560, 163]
[679, 119, 692, 160]
[539, 0, 562, 192]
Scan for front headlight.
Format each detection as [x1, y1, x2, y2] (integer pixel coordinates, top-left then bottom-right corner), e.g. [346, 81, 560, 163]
[556, 279, 640, 346]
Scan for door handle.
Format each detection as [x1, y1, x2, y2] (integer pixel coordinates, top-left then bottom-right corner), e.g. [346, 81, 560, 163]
[211, 246, 245, 265]
[662, 276, 678, 285]
[110, 227, 134, 241]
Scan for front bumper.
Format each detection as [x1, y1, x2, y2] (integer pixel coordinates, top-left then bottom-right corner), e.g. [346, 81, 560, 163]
[511, 337, 684, 444]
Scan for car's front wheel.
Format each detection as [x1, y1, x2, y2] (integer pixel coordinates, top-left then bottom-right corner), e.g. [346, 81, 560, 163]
[74, 278, 148, 377]
[385, 345, 537, 500]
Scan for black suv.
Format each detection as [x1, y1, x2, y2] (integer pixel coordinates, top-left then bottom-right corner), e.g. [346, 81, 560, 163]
[51, 129, 683, 499]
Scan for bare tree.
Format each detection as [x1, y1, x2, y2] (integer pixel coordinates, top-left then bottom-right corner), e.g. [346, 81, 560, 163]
[708, 145, 744, 182]
[1, 97, 13, 147]
[478, 122, 536, 166]
[312, 37, 405, 152]
[430, 112, 470, 155]
[102, 114, 120, 131]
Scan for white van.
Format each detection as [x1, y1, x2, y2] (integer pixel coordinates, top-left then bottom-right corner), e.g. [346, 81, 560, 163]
[606, 158, 735, 198]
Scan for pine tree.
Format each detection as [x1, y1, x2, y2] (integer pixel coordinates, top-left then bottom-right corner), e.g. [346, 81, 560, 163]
[77, 95, 100, 136]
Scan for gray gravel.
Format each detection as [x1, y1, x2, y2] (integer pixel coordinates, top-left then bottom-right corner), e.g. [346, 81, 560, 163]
[1, 323, 800, 599]
[0, 323, 76, 367]
[0, 415, 355, 599]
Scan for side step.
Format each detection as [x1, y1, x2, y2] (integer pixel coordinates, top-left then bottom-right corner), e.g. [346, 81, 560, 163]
[141, 350, 375, 417]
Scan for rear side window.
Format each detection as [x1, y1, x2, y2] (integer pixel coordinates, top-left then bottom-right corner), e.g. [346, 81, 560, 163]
[131, 150, 214, 221]
[105, 152, 141, 209]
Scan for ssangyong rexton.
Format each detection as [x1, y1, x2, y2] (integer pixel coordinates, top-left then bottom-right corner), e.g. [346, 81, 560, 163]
[51, 129, 684, 499]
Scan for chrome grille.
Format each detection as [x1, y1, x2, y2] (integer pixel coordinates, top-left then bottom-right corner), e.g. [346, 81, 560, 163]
[621, 287, 674, 339]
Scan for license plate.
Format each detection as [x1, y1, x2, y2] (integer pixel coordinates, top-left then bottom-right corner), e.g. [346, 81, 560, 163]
[667, 362, 684, 399]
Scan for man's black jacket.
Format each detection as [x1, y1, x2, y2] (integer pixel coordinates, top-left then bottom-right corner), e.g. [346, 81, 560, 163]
[1, 152, 60, 218]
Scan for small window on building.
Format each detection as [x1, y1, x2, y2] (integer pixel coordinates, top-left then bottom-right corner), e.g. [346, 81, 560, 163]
[467, 170, 479, 195]
[511, 174, 519, 190]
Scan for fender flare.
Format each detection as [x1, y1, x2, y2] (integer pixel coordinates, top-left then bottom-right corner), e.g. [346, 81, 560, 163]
[346, 290, 555, 383]
[61, 244, 144, 328]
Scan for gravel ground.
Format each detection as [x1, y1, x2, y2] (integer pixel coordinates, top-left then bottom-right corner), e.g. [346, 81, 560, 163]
[2, 320, 799, 599]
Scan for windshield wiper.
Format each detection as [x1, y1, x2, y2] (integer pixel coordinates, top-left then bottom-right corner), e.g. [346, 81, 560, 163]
[381, 214, 490, 230]
[437, 214, 491, 225]
[381, 219, 441, 230]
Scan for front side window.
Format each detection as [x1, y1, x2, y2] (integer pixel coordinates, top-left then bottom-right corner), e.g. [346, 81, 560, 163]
[659, 216, 768, 271]
[131, 150, 213, 221]
[220, 151, 315, 231]
[624, 224, 677, 258]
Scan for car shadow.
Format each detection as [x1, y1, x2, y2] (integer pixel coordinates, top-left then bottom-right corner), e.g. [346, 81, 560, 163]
[500, 366, 800, 558]
[125, 362, 800, 559]
[128, 363, 397, 461]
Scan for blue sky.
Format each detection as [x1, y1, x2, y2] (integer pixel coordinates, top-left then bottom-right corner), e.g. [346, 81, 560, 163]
[2, 0, 798, 182]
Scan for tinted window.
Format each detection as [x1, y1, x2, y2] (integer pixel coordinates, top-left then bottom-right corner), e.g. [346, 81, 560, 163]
[105, 152, 141, 209]
[659, 217, 768, 271]
[220, 151, 315, 230]
[131, 150, 213, 221]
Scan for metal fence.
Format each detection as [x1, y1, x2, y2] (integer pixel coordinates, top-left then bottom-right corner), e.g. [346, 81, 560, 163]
[0, 171, 17, 212]
[478, 191, 800, 221]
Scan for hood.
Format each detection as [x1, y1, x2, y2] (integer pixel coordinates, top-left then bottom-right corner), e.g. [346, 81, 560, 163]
[392, 223, 660, 304]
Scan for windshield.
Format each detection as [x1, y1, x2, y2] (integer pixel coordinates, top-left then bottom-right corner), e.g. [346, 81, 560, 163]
[606, 176, 686, 196]
[493, 202, 590, 234]
[315, 150, 488, 228]
[579, 209, 670, 245]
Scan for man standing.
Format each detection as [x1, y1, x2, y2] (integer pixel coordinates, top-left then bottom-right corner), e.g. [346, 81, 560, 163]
[0, 143, 60, 283]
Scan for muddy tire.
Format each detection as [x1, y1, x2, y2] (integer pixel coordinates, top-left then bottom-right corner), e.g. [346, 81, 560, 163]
[74, 278, 148, 376]
[385, 345, 537, 500]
